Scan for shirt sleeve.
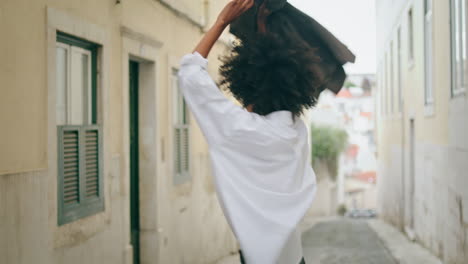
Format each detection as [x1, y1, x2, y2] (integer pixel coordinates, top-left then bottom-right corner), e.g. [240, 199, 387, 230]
[177, 51, 253, 146]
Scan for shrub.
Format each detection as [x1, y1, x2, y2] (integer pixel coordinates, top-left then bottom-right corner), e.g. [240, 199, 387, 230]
[311, 125, 348, 181]
[337, 204, 347, 216]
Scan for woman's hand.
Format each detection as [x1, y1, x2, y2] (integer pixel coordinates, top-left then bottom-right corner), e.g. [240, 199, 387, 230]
[194, 0, 254, 58]
[216, 0, 255, 28]
[257, 0, 272, 34]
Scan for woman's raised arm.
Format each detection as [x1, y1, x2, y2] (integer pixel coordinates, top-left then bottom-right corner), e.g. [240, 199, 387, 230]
[193, 0, 254, 58]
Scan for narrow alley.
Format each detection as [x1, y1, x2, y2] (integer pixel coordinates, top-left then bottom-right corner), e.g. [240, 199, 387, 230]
[217, 217, 443, 264]
[302, 220, 396, 264]
[2, 0, 468, 263]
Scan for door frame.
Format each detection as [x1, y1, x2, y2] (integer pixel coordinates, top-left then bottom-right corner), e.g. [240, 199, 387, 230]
[404, 118, 416, 240]
[122, 28, 163, 263]
[408, 118, 415, 229]
[129, 60, 141, 264]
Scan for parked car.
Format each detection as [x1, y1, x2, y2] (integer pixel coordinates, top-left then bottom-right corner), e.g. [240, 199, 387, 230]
[345, 209, 377, 219]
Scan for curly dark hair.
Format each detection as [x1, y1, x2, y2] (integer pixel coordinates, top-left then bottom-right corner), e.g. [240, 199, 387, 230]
[219, 9, 329, 117]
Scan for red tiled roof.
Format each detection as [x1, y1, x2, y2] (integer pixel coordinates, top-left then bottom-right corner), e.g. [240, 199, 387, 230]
[346, 144, 360, 158]
[360, 112, 372, 120]
[336, 88, 352, 98]
[353, 171, 377, 183]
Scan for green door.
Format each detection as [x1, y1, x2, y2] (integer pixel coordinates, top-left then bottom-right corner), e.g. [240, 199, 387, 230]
[129, 61, 140, 264]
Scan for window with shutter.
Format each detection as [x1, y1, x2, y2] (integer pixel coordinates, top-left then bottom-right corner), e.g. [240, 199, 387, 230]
[397, 27, 403, 113]
[450, 0, 467, 96]
[56, 32, 103, 225]
[424, 0, 434, 105]
[390, 41, 394, 114]
[172, 68, 191, 185]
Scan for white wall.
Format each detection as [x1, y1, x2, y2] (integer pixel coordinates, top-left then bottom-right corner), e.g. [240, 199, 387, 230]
[375, 0, 468, 263]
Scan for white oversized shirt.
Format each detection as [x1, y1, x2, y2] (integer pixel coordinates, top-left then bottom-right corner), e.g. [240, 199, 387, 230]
[178, 52, 317, 264]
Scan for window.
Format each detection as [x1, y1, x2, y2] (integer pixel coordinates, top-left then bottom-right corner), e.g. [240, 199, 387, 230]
[451, 0, 467, 95]
[172, 69, 190, 184]
[390, 41, 394, 113]
[408, 8, 415, 62]
[385, 52, 389, 115]
[424, 0, 434, 104]
[382, 56, 386, 116]
[380, 62, 384, 116]
[379, 67, 384, 116]
[397, 27, 403, 112]
[56, 32, 103, 225]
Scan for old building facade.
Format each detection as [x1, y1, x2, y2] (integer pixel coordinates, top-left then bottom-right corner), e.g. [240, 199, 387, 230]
[0, 0, 239, 263]
[376, 0, 468, 263]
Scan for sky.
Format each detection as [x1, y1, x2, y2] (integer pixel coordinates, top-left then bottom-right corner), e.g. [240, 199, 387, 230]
[288, 0, 377, 74]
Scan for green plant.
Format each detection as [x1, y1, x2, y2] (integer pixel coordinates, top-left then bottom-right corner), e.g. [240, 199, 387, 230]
[337, 204, 347, 216]
[344, 81, 357, 89]
[311, 125, 348, 181]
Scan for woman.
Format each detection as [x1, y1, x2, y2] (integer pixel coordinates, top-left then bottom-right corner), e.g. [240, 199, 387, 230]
[178, 0, 350, 263]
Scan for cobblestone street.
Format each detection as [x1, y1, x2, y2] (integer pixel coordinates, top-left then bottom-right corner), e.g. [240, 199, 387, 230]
[302, 219, 396, 264]
[217, 218, 442, 264]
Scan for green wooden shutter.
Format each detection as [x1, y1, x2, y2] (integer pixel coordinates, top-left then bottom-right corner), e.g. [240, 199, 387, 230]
[182, 126, 189, 173]
[174, 127, 182, 175]
[174, 125, 190, 185]
[79, 125, 104, 218]
[173, 69, 190, 185]
[58, 126, 82, 224]
[84, 127, 100, 198]
[60, 127, 81, 206]
[58, 125, 103, 225]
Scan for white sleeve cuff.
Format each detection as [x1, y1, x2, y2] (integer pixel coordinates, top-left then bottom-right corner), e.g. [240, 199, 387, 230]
[180, 51, 209, 69]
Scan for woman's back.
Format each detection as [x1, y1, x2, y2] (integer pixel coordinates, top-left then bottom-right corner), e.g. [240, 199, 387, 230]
[178, 52, 317, 264]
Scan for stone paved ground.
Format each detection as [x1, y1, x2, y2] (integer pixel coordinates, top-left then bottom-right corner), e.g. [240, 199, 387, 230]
[301, 219, 397, 264]
[215, 218, 442, 264]
[368, 220, 442, 264]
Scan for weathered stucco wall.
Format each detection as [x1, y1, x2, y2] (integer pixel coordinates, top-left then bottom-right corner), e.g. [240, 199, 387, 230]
[0, 0, 49, 174]
[0, 0, 238, 263]
[376, 0, 468, 263]
[307, 160, 337, 217]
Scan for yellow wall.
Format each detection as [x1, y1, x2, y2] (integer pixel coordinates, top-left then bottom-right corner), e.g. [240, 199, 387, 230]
[0, 0, 228, 174]
[0, 0, 50, 174]
[0, 0, 238, 263]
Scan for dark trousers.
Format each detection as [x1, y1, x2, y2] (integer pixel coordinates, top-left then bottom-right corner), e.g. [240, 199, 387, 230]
[239, 250, 306, 264]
